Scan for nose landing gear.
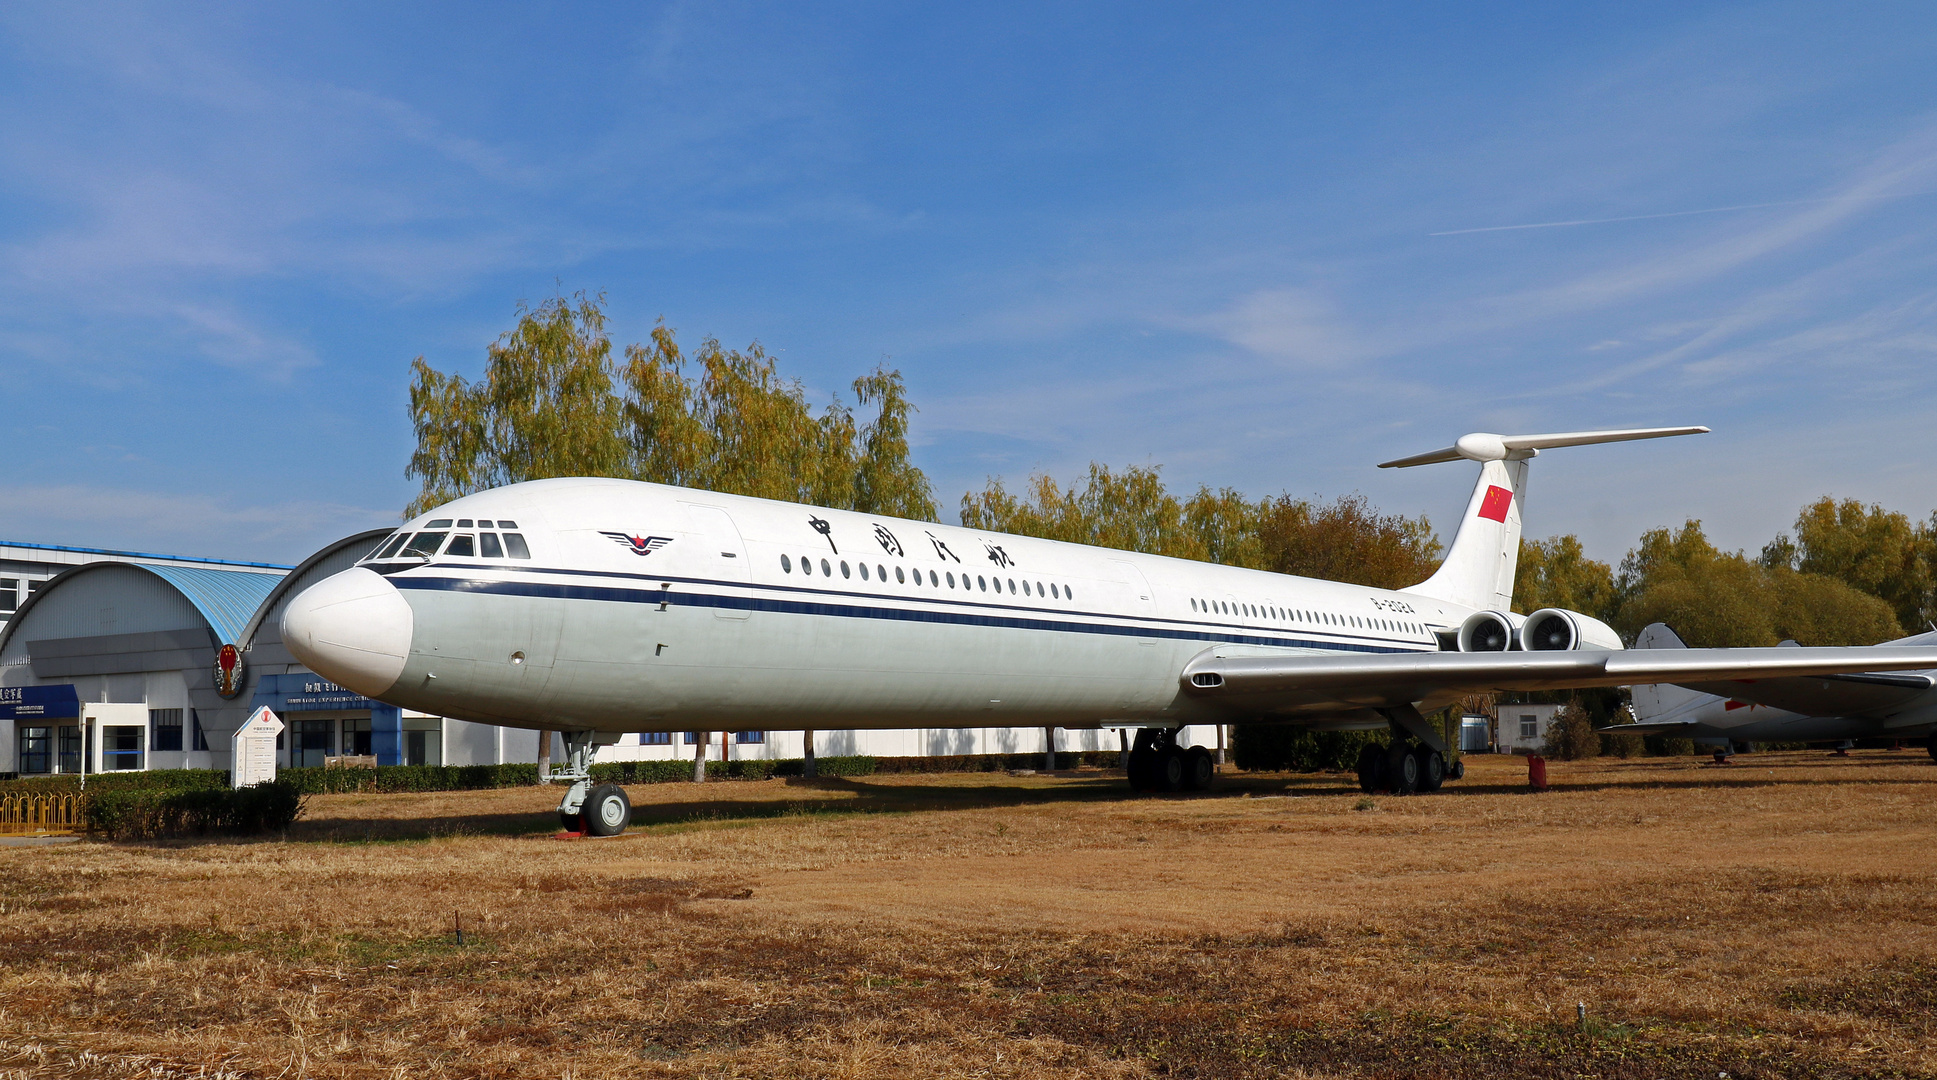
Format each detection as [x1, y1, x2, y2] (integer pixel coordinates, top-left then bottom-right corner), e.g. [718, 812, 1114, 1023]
[551, 730, 631, 836]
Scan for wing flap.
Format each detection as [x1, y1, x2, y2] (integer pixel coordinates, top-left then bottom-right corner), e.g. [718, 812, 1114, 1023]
[1181, 646, 1937, 712]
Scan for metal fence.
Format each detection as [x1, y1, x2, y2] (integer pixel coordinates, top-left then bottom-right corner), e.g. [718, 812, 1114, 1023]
[0, 792, 85, 835]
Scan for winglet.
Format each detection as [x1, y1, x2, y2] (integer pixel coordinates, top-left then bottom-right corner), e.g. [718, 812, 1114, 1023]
[1378, 426, 1708, 469]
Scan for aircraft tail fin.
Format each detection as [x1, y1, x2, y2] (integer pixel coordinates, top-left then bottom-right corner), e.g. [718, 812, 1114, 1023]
[1384, 427, 1707, 612]
[1627, 622, 1723, 723]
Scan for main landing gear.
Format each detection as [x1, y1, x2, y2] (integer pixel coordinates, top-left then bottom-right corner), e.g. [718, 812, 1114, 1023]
[1354, 706, 1465, 796]
[553, 730, 632, 836]
[1355, 739, 1462, 795]
[1126, 728, 1216, 793]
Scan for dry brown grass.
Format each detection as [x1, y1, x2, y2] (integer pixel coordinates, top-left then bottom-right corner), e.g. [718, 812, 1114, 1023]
[4, 750, 1936, 1078]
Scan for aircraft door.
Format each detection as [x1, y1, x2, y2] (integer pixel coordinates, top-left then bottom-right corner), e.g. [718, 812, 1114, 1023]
[1109, 560, 1158, 646]
[682, 504, 752, 620]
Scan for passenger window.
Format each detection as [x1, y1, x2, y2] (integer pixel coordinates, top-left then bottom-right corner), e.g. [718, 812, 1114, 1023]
[1036, 581, 1044, 595]
[877, 564, 887, 581]
[502, 533, 532, 559]
[946, 572, 956, 587]
[841, 561, 851, 578]
[1008, 579, 1016, 593]
[1066, 586, 1074, 601]
[781, 554, 793, 573]
[1190, 598, 1196, 611]
[929, 570, 940, 586]
[376, 533, 409, 560]
[1025, 581, 1033, 596]
[858, 563, 869, 581]
[977, 576, 986, 591]
[445, 534, 475, 557]
[1051, 584, 1060, 599]
[402, 532, 445, 557]
[480, 533, 504, 559]
[821, 559, 832, 576]
[895, 566, 905, 584]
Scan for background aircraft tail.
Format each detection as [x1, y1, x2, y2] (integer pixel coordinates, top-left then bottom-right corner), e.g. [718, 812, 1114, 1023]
[1627, 621, 1722, 723]
[1382, 427, 1707, 612]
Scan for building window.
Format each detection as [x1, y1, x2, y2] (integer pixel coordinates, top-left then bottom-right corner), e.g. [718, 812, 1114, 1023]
[57, 726, 82, 774]
[18, 727, 50, 774]
[104, 726, 142, 770]
[295, 719, 335, 767]
[150, 708, 184, 752]
[734, 731, 765, 744]
[342, 718, 373, 757]
[683, 732, 703, 745]
[639, 732, 672, 745]
[191, 709, 209, 752]
[405, 730, 429, 766]
[1519, 715, 1538, 740]
[0, 578, 16, 612]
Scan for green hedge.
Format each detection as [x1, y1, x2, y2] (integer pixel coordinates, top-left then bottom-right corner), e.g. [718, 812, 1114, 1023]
[870, 751, 1119, 773]
[85, 781, 303, 840]
[279, 763, 542, 794]
[1, 768, 231, 793]
[1230, 726, 1384, 772]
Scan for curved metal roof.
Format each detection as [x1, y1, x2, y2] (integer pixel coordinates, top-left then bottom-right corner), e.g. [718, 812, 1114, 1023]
[137, 564, 285, 645]
[0, 561, 286, 659]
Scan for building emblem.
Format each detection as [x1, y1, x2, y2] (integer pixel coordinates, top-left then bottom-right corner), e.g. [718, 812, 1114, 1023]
[213, 642, 246, 699]
[600, 532, 675, 556]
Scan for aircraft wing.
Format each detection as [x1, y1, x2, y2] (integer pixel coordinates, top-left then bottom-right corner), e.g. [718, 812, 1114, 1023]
[1179, 646, 1937, 713]
[1667, 671, 1935, 717]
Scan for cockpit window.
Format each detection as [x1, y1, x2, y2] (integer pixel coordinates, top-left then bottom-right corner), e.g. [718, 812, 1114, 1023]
[479, 532, 504, 559]
[502, 533, 531, 559]
[401, 532, 446, 557]
[445, 534, 476, 557]
[497, 520, 518, 529]
[427, 519, 454, 528]
[374, 532, 409, 560]
[457, 519, 474, 528]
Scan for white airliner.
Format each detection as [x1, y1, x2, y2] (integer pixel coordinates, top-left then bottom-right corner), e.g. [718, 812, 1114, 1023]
[282, 427, 1937, 834]
[1626, 622, 1937, 755]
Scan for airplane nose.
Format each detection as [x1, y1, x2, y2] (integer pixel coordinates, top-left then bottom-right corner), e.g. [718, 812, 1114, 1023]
[281, 567, 414, 698]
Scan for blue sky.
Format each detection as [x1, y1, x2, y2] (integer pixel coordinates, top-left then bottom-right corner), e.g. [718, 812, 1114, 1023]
[4, 2, 1936, 566]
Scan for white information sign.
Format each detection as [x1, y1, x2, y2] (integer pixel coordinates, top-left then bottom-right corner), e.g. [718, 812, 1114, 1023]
[231, 706, 284, 789]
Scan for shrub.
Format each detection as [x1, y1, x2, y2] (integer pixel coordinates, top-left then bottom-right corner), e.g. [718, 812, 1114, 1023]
[84, 780, 304, 840]
[1600, 728, 1645, 758]
[1232, 726, 1383, 772]
[1542, 705, 1601, 761]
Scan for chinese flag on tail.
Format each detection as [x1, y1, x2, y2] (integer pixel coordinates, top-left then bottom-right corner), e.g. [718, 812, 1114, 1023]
[1477, 485, 1514, 523]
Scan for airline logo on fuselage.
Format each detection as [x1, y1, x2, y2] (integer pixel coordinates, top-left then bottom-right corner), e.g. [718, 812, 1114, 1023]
[1477, 485, 1513, 523]
[601, 531, 675, 556]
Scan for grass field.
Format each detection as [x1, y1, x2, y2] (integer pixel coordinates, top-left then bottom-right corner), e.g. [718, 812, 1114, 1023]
[3, 749, 1935, 1078]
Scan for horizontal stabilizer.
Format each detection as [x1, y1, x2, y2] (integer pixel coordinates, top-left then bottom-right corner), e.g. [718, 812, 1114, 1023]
[1378, 426, 1708, 469]
[1180, 644, 1937, 713]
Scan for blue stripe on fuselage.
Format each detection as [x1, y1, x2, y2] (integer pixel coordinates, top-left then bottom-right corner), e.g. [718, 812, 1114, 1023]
[388, 570, 1429, 655]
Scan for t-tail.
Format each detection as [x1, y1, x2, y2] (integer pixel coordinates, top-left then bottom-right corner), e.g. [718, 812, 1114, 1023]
[1380, 426, 1708, 611]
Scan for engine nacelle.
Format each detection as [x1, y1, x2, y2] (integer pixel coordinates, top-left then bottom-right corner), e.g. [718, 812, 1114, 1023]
[1519, 607, 1624, 652]
[1457, 610, 1524, 652]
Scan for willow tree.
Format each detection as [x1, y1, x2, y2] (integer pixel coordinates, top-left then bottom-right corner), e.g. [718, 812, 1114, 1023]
[1762, 497, 1935, 633]
[406, 293, 628, 517]
[1615, 521, 1901, 646]
[406, 293, 937, 522]
[960, 466, 1438, 589]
